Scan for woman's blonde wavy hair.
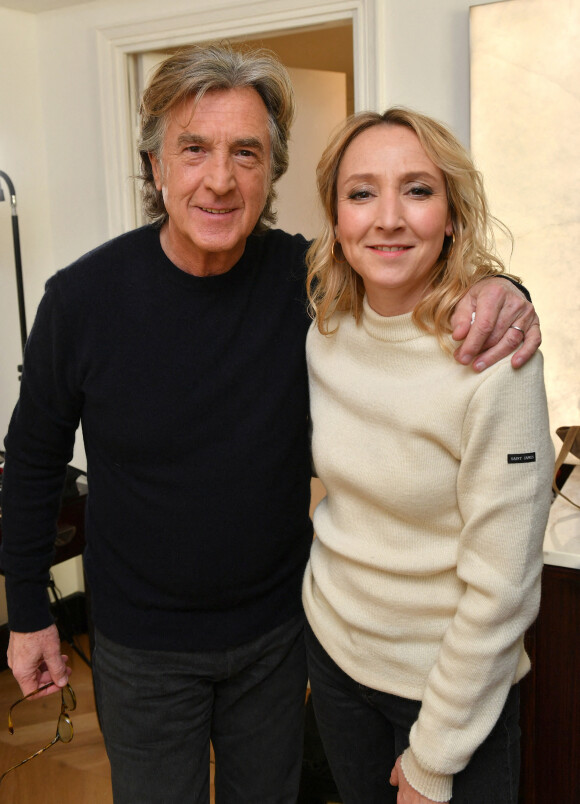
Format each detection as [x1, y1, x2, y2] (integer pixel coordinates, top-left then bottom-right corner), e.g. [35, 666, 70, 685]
[306, 107, 516, 348]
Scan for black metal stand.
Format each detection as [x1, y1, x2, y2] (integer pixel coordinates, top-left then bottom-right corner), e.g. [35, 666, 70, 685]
[0, 170, 27, 372]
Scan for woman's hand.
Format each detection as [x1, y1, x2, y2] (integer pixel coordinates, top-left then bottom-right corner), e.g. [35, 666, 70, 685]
[451, 276, 540, 371]
[389, 756, 449, 804]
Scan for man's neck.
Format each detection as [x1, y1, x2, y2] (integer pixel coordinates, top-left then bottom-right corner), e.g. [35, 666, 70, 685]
[159, 224, 245, 277]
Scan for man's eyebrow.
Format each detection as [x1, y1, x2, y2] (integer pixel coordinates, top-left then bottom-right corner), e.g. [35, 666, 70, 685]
[176, 133, 266, 153]
[232, 137, 266, 152]
[176, 133, 208, 147]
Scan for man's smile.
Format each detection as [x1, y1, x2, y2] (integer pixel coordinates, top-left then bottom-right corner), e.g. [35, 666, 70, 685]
[199, 206, 235, 214]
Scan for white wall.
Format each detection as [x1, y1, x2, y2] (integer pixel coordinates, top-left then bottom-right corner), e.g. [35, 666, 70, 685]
[0, 9, 53, 444]
[376, 0, 495, 145]
[0, 0, 502, 622]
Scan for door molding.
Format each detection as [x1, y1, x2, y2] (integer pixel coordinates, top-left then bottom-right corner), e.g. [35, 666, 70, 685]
[96, 0, 386, 236]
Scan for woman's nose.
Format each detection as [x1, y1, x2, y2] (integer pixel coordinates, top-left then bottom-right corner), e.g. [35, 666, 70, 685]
[376, 191, 404, 230]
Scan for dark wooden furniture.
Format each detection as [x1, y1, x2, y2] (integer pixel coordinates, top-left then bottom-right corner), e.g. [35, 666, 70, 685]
[519, 563, 580, 803]
[0, 486, 87, 566]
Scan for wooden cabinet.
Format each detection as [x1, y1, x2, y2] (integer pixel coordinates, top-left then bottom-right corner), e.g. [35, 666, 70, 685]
[519, 564, 580, 803]
[0, 489, 87, 567]
[51, 490, 88, 566]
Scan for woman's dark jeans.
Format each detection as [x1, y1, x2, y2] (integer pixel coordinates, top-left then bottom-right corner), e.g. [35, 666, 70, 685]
[305, 621, 521, 804]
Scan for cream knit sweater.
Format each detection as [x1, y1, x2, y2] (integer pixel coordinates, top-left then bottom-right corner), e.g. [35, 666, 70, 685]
[303, 297, 554, 802]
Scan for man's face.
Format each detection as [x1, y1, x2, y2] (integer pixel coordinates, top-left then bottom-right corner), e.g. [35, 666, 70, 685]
[150, 87, 271, 275]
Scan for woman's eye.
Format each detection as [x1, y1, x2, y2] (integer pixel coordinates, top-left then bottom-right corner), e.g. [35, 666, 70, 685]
[348, 189, 373, 200]
[409, 185, 433, 197]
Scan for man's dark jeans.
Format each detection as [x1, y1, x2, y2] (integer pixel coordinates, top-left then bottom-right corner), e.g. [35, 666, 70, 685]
[92, 615, 307, 803]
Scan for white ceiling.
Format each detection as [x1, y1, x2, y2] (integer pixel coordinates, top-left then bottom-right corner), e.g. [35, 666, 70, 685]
[0, 0, 108, 12]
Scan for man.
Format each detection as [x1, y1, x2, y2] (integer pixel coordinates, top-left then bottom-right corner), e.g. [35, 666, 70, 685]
[1, 44, 540, 803]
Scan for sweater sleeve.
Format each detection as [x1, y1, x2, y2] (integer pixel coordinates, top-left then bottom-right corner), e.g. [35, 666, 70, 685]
[400, 353, 553, 802]
[1, 276, 83, 633]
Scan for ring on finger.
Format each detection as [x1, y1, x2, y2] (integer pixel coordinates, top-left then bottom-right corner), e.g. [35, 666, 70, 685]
[509, 324, 525, 336]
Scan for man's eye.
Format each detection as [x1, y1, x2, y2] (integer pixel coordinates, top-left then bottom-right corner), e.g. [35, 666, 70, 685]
[238, 150, 257, 158]
[186, 145, 203, 154]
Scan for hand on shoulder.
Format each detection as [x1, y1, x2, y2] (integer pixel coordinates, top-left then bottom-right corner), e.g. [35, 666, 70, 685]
[451, 276, 540, 372]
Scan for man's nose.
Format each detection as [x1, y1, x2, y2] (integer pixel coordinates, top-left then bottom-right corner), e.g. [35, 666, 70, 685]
[203, 154, 236, 195]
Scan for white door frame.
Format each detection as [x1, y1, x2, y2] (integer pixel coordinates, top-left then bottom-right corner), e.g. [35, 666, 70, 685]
[96, 0, 387, 237]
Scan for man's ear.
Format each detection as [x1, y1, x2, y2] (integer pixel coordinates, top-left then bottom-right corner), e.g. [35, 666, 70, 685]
[149, 153, 162, 191]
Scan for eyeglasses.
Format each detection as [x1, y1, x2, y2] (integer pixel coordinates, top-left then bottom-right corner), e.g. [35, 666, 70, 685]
[0, 682, 76, 785]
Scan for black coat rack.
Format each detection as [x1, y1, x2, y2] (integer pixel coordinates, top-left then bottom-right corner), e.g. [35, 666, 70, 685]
[0, 172, 86, 498]
[0, 170, 27, 373]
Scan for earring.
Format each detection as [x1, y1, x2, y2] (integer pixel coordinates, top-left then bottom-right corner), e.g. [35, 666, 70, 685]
[446, 230, 456, 257]
[331, 240, 347, 263]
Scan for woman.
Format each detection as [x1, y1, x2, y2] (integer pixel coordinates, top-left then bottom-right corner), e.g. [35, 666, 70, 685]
[302, 108, 553, 804]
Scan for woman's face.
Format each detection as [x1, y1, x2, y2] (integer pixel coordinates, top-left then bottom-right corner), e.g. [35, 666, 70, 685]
[335, 123, 452, 316]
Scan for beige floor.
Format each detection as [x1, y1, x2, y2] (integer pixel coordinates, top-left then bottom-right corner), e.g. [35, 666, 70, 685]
[0, 633, 216, 803]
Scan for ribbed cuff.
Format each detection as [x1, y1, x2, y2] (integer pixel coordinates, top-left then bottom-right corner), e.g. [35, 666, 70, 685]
[5, 577, 54, 633]
[490, 274, 531, 302]
[400, 747, 453, 803]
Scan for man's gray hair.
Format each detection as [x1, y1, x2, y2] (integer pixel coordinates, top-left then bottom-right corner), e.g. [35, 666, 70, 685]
[138, 43, 295, 233]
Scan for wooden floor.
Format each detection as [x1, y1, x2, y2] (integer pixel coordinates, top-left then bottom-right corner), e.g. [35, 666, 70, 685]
[0, 633, 217, 803]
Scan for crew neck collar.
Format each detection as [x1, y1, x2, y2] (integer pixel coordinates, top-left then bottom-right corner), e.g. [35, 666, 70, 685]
[361, 296, 425, 343]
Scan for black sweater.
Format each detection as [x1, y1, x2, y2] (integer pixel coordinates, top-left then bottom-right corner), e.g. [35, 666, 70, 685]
[1, 225, 314, 651]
